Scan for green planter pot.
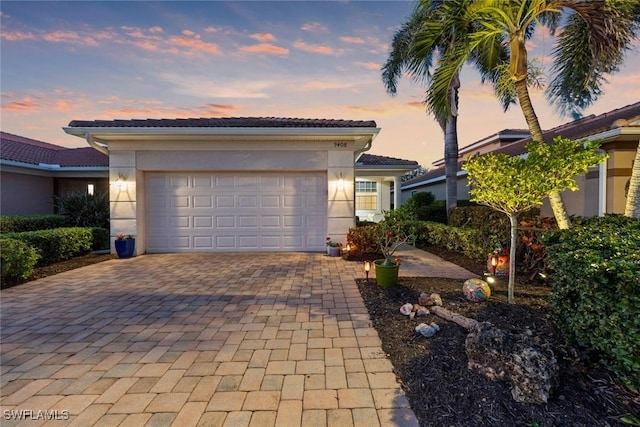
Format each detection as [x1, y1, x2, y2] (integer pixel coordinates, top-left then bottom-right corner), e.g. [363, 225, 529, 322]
[374, 259, 400, 287]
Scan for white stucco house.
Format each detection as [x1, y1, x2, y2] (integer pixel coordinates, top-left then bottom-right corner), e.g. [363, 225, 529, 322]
[63, 117, 418, 255]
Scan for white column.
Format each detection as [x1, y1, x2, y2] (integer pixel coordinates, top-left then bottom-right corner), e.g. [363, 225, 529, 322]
[393, 176, 401, 210]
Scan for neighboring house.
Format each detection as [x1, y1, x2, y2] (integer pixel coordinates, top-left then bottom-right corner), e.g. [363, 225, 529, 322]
[355, 153, 419, 222]
[400, 102, 640, 217]
[63, 117, 417, 254]
[0, 131, 108, 215]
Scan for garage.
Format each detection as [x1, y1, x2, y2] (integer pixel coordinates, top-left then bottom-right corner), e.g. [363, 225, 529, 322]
[145, 171, 327, 252]
[63, 116, 380, 256]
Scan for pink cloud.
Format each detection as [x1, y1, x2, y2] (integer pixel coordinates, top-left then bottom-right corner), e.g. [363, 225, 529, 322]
[104, 102, 242, 118]
[149, 26, 163, 33]
[182, 29, 197, 37]
[347, 105, 386, 113]
[301, 22, 328, 32]
[204, 26, 220, 33]
[341, 36, 365, 44]
[1, 30, 37, 41]
[240, 43, 289, 55]
[294, 40, 334, 55]
[2, 97, 40, 112]
[251, 33, 276, 43]
[56, 100, 71, 112]
[356, 61, 381, 71]
[41, 31, 98, 46]
[168, 35, 220, 55]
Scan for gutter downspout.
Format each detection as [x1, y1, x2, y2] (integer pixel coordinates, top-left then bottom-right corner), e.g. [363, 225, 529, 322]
[85, 132, 109, 156]
[597, 149, 607, 216]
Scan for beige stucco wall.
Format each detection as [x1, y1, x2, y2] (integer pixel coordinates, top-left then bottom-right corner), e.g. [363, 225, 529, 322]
[607, 147, 637, 214]
[1, 171, 54, 215]
[106, 139, 360, 254]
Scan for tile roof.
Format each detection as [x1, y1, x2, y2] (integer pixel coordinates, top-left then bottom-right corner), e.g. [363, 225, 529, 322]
[401, 101, 640, 188]
[497, 101, 640, 157]
[357, 153, 419, 167]
[68, 117, 378, 128]
[1, 131, 108, 167]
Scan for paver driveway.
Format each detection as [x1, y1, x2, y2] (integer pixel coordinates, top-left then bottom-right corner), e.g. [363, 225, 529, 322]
[1, 253, 420, 427]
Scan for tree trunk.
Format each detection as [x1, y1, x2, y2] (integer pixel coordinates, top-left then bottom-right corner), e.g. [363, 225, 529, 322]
[508, 214, 518, 304]
[548, 191, 571, 229]
[444, 72, 461, 216]
[624, 143, 640, 218]
[431, 305, 478, 330]
[514, 78, 571, 228]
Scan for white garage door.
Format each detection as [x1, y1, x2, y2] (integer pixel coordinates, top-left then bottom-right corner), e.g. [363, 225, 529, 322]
[146, 172, 327, 252]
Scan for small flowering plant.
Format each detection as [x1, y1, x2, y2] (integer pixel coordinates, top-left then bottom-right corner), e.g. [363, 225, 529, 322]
[376, 223, 414, 266]
[326, 237, 342, 248]
[116, 233, 134, 240]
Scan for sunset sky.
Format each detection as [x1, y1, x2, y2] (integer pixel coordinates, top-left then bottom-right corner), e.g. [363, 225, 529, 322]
[2, 1, 639, 168]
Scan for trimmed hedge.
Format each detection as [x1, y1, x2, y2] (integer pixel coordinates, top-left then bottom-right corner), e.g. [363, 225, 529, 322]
[415, 221, 501, 262]
[3, 227, 93, 266]
[0, 238, 40, 284]
[90, 227, 110, 251]
[0, 215, 66, 233]
[543, 215, 640, 389]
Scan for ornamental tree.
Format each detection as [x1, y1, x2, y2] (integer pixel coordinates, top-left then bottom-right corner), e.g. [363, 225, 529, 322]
[463, 137, 606, 303]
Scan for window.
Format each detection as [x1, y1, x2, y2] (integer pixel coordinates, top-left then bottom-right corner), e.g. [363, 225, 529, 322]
[356, 181, 377, 210]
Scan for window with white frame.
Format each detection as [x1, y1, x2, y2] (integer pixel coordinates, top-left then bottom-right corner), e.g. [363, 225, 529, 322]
[356, 181, 377, 210]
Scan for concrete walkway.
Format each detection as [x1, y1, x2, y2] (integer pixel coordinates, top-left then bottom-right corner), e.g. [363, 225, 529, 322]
[0, 250, 474, 427]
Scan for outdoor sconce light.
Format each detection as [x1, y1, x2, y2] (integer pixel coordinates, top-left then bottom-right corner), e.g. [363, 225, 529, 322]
[364, 260, 371, 283]
[337, 173, 345, 190]
[87, 183, 95, 196]
[115, 172, 128, 190]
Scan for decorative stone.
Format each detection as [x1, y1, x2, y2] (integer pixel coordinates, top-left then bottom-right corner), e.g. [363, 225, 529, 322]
[430, 293, 443, 306]
[415, 322, 440, 337]
[418, 292, 430, 305]
[463, 278, 491, 302]
[416, 306, 430, 317]
[400, 303, 413, 316]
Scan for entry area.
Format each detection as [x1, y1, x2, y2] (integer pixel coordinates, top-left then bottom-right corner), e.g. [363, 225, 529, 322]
[145, 172, 327, 252]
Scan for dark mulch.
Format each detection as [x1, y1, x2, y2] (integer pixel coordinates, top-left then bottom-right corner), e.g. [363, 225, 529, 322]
[1, 253, 117, 289]
[356, 246, 640, 427]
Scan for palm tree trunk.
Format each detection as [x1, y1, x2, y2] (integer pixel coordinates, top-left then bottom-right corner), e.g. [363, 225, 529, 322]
[624, 143, 640, 217]
[444, 72, 461, 217]
[514, 78, 571, 229]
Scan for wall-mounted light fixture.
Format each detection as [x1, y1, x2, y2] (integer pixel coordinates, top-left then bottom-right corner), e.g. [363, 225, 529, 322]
[337, 172, 345, 190]
[87, 183, 95, 196]
[115, 172, 128, 190]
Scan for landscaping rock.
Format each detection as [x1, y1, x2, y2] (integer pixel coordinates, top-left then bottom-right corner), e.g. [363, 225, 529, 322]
[465, 321, 559, 404]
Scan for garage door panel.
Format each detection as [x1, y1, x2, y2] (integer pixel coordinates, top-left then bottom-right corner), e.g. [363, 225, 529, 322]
[146, 172, 326, 252]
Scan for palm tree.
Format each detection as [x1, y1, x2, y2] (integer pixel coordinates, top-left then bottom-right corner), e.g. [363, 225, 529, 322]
[414, 0, 640, 228]
[624, 144, 640, 218]
[382, 0, 512, 215]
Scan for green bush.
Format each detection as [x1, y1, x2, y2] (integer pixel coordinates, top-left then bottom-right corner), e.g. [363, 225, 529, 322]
[543, 215, 640, 389]
[0, 215, 66, 233]
[398, 192, 448, 224]
[3, 227, 93, 266]
[0, 238, 40, 285]
[347, 224, 380, 256]
[449, 205, 540, 246]
[53, 191, 110, 229]
[416, 221, 501, 262]
[90, 227, 110, 251]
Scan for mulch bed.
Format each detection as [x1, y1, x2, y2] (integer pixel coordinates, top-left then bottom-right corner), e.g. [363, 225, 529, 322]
[355, 246, 640, 427]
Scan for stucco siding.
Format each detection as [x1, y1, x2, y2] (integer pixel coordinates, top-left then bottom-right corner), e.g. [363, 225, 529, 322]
[1, 171, 54, 214]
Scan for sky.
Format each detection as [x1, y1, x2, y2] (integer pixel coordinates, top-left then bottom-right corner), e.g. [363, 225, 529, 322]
[1, 1, 639, 169]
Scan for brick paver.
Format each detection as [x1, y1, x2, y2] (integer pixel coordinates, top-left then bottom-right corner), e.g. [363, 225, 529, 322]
[0, 252, 428, 426]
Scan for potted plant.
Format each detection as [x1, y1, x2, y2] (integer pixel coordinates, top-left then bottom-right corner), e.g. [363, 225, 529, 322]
[115, 233, 135, 259]
[373, 223, 414, 286]
[326, 237, 342, 257]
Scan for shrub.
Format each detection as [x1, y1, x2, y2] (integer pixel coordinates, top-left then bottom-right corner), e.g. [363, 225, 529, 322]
[398, 192, 448, 224]
[449, 205, 540, 246]
[0, 238, 40, 285]
[347, 224, 380, 256]
[3, 227, 93, 266]
[416, 221, 501, 262]
[53, 191, 110, 229]
[543, 215, 640, 389]
[90, 227, 110, 251]
[0, 215, 66, 233]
